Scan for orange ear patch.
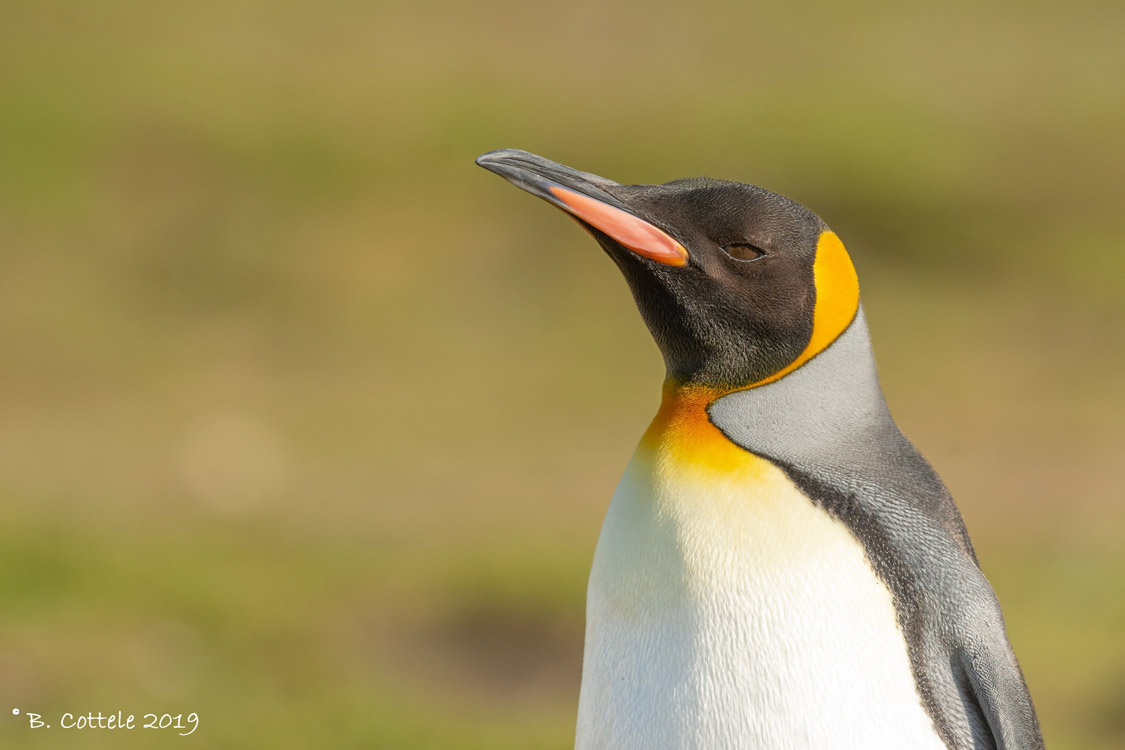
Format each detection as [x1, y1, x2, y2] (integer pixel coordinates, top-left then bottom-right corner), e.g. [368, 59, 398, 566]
[744, 230, 859, 389]
[548, 186, 689, 266]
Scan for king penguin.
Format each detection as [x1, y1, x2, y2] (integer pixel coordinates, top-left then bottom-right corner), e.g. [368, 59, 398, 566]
[476, 149, 1044, 750]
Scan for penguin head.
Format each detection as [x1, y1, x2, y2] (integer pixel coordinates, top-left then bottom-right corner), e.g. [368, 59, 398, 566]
[477, 149, 860, 389]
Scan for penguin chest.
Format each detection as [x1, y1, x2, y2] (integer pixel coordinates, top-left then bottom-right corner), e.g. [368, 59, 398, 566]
[575, 438, 945, 750]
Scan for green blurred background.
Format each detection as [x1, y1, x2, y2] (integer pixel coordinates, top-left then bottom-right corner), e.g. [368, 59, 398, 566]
[1, 1, 1122, 747]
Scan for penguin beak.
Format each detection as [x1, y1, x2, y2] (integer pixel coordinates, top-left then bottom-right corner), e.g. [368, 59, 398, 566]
[476, 149, 689, 267]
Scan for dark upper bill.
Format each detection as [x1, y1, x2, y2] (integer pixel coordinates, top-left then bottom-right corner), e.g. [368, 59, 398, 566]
[476, 149, 689, 267]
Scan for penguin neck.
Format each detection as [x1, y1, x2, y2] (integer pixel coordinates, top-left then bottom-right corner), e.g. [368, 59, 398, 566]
[645, 306, 892, 466]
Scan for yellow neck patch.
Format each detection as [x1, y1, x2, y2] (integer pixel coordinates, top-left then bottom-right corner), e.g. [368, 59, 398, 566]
[642, 383, 765, 475]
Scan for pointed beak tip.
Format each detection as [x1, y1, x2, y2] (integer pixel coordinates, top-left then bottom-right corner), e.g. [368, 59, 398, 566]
[474, 150, 499, 167]
[475, 148, 531, 169]
[474, 150, 501, 173]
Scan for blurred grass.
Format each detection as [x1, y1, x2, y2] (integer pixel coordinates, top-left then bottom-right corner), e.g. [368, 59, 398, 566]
[0, 0, 1123, 747]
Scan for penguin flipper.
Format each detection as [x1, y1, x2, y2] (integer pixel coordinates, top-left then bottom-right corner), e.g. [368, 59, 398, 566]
[956, 627, 1044, 750]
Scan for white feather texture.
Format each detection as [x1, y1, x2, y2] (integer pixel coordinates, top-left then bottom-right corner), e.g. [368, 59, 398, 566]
[574, 419, 947, 750]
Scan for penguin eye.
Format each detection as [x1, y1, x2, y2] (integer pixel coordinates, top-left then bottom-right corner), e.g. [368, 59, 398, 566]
[721, 242, 766, 261]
